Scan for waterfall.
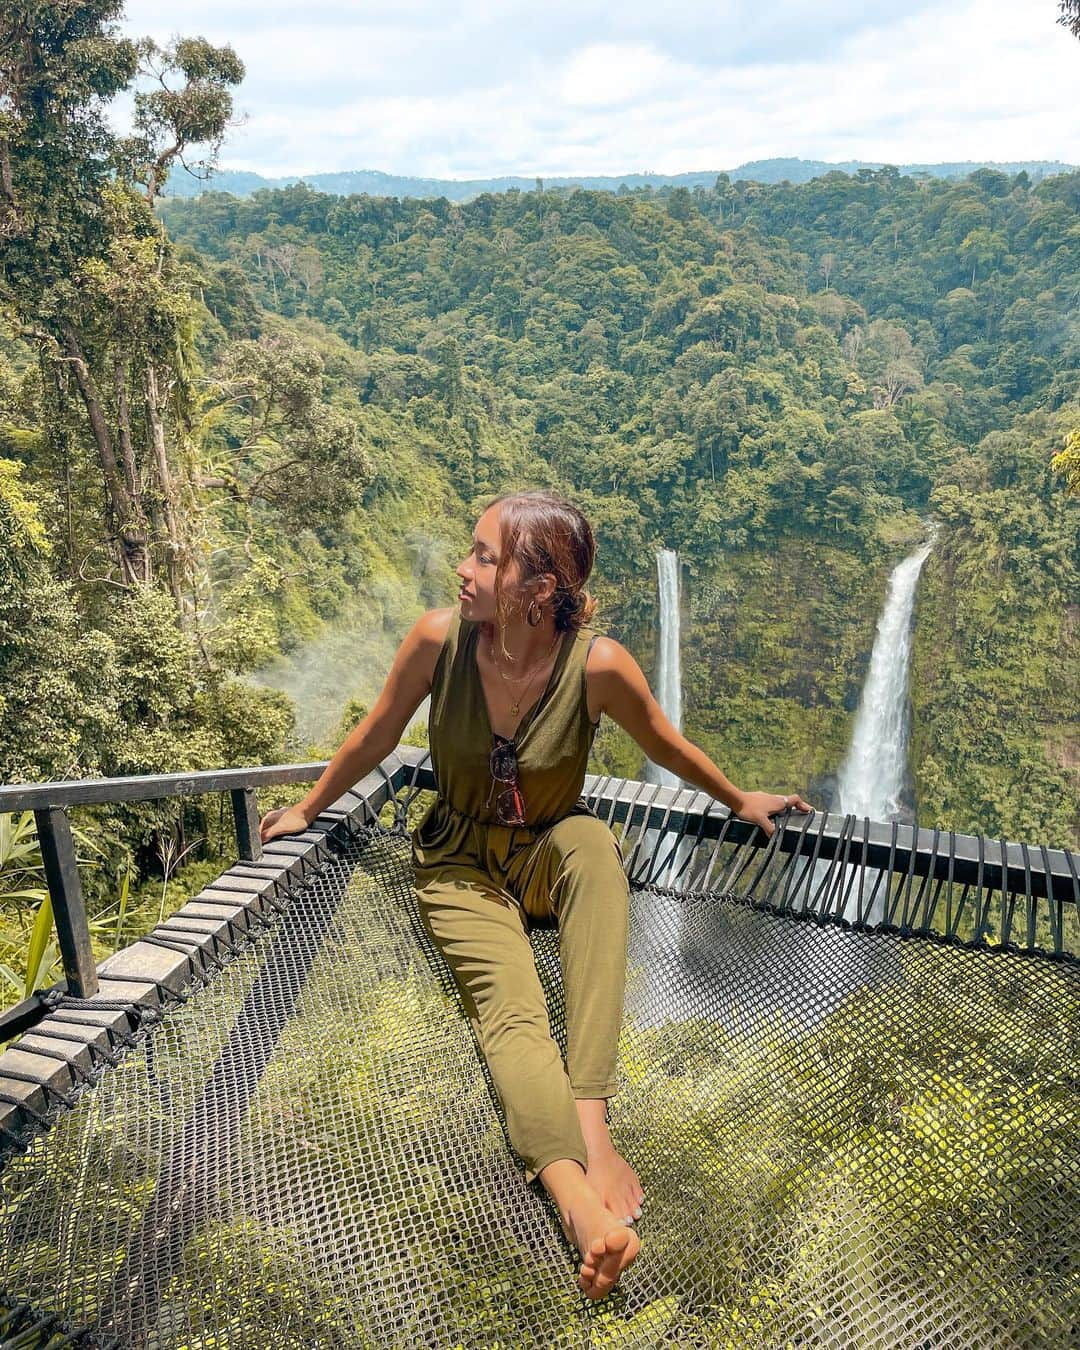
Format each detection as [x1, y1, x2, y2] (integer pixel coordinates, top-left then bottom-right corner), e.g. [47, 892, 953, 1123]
[645, 548, 683, 792]
[829, 531, 937, 923]
[837, 538, 935, 823]
[771, 531, 938, 1029]
[644, 549, 695, 887]
[630, 547, 697, 1027]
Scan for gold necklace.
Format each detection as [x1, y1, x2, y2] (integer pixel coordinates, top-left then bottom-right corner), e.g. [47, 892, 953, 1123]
[488, 630, 561, 716]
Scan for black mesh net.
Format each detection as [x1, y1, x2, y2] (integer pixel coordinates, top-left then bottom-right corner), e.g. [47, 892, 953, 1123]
[0, 811, 1077, 1349]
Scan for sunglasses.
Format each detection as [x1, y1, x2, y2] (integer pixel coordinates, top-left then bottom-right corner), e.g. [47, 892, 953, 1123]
[486, 733, 527, 826]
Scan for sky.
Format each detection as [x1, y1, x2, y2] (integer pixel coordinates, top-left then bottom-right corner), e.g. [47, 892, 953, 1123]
[114, 1, 1080, 180]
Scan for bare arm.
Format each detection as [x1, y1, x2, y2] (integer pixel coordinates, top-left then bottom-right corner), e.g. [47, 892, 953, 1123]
[261, 608, 450, 841]
[589, 636, 814, 839]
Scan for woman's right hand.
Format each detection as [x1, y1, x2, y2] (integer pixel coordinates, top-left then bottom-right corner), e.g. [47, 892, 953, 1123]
[259, 805, 312, 845]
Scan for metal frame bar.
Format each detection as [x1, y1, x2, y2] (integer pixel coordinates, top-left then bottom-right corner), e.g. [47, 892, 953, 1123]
[0, 762, 333, 812]
[0, 766, 335, 1005]
[33, 806, 98, 1000]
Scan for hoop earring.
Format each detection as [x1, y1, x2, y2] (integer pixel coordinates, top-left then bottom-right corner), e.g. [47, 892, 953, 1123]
[526, 599, 543, 626]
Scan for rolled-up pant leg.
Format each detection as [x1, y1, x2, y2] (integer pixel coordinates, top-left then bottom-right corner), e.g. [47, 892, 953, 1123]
[506, 814, 630, 1106]
[413, 865, 588, 1184]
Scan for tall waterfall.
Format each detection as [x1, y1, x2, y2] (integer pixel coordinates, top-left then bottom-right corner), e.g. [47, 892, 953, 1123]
[837, 538, 935, 823]
[645, 549, 683, 792]
[630, 547, 697, 1026]
[831, 532, 936, 922]
[644, 549, 695, 888]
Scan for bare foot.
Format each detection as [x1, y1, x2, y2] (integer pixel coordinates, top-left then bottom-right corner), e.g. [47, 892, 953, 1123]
[585, 1144, 644, 1226]
[559, 1187, 641, 1300]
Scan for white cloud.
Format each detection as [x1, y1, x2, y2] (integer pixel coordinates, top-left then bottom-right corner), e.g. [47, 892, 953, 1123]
[111, 0, 1079, 178]
[557, 43, 687, 108]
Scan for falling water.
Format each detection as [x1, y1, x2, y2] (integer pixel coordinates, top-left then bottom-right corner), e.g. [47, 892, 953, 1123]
[642, 548, 691, 896]
[645, 548, 683, 794]
[642, 550, 697, 890]
[838, 538, 936, 821]
[827, 531, 937, 923]
[629, 548, 698, 1024]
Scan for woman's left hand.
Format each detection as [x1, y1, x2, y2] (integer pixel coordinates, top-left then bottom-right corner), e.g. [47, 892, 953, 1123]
[734, 790, 814, 840]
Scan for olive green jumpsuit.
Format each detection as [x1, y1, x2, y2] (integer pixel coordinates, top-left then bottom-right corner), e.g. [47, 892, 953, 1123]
[411, 607, 630, 1184]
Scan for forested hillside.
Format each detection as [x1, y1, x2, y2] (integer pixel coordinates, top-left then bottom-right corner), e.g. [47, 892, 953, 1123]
[156, 169, 1080, 841]
[1, 6, 1077, 1007]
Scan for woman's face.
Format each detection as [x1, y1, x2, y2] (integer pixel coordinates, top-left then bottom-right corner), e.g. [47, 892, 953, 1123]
[456, 504, 514, 622]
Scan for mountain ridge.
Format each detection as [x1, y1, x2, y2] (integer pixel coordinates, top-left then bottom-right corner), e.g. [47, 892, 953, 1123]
[161, 157, 1077, 201]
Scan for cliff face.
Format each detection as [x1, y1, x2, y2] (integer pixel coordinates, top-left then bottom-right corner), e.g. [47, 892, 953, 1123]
[683, 528, 926, 810]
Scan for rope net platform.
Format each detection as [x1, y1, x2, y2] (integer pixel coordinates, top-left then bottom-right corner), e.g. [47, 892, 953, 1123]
[0, 756, 1076, 1349]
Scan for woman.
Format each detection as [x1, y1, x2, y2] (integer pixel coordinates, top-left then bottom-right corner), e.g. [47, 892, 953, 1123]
[260, 489, 813, 1301]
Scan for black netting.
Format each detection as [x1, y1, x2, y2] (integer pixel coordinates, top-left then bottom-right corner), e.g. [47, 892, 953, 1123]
[0, 817, 1077, 1349]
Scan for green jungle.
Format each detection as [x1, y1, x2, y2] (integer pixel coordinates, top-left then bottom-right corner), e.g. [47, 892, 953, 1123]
[0, 11, 1077, 1009]
[0, 7, 1078, 1349]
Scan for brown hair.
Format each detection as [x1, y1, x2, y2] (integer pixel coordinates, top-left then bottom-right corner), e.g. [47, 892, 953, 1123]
[485, 489, 598, 639]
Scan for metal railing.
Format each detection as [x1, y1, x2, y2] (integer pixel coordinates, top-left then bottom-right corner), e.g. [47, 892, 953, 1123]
[0, 762, 332, 1020]
[1, 746, 1077, 1038]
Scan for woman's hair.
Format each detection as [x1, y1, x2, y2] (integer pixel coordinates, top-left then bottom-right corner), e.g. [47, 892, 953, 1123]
[485, 489, 598, 637]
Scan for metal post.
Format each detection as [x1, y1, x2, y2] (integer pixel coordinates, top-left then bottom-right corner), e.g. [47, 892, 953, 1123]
[33, 806, 98, 999]
[231, 786, 263, 863]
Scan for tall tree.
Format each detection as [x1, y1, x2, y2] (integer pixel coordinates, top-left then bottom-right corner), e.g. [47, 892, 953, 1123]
[0, 4, 242, 598]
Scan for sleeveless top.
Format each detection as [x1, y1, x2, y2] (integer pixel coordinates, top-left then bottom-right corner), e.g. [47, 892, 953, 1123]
[411, 607, 602, 869]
